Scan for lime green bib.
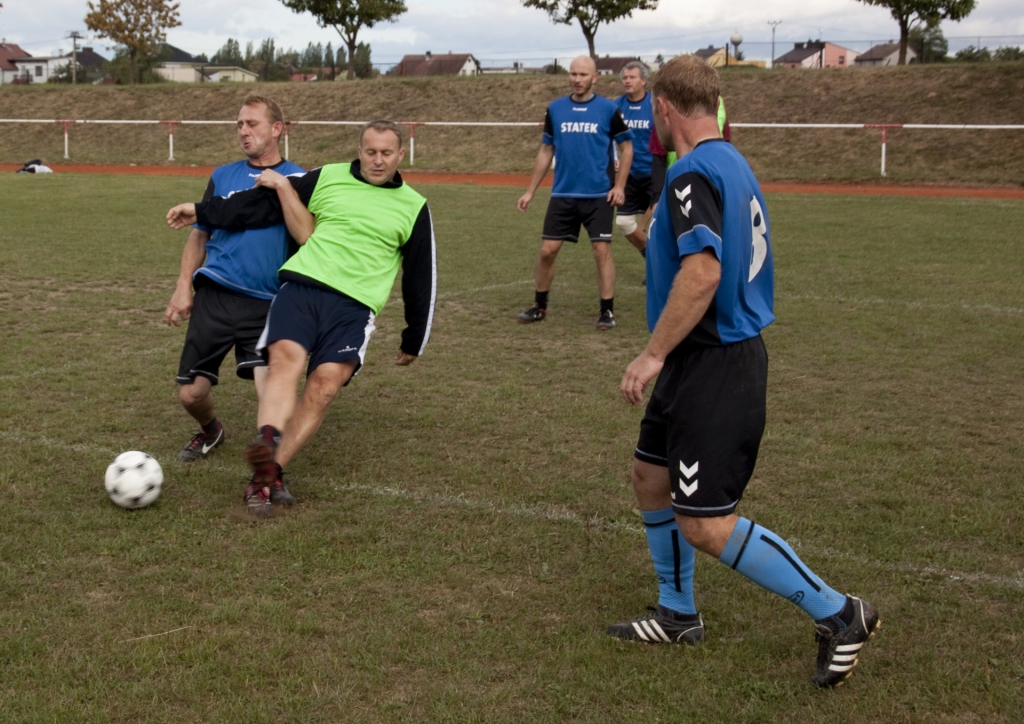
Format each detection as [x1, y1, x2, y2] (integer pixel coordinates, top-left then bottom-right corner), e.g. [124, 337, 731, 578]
[280, 163, 427, 314]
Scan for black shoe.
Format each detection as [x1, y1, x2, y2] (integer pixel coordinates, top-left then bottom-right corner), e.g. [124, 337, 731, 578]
[606, 605, 704, 644]
[243, 477, 272, 518]
[812, 596, 881, 688]
[270, 471, 296, 506]
[597, 309, 616, 330]
[178, 421, 224, 462]
[518, 304, 547, 323]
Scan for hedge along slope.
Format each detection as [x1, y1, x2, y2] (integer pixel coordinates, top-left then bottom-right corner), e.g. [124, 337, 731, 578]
[0, 64, 1022, 185]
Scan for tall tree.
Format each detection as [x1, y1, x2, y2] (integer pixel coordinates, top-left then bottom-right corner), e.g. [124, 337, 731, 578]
[855, 0, 974, 65]
[907, 20, 948, 63]
[281, 0, 406, 80]
[522, 0, 657, 59]
[84, 0, 181, 84]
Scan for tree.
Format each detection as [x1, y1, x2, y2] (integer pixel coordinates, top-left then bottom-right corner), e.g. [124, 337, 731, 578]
[854, 0, 974, 65]
[522, 0, 657, 59]
[211, 38, 244, 67]
[281, 0, 406, 80]
[85, 0, 181, 84]
[325, 41, 335, 79]
[954, 45, 990, 62]
[907, 20, 948, 62]
[993, 46, 1024, 62]
[352, 41, 374, 78]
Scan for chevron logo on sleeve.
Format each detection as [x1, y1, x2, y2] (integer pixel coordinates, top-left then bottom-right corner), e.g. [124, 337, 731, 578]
[678, 460, 698, 497]
[674, 184, 692, 217]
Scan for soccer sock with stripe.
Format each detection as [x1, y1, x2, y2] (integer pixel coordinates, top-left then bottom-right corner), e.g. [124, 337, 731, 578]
[642, 508, 697, 615]
[718, 517, 846, 621]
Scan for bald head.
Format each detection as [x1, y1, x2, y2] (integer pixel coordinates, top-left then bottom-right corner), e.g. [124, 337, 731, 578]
[568, 55, 598, 100]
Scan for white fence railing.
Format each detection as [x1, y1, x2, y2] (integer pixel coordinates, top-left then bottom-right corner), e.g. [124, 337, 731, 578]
[2, 119, 1022, 177]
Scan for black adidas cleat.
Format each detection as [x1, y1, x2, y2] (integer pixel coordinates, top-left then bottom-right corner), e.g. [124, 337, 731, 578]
[597, 309, 616, 330]
[518, 304, 547, 323]
[243, 477, 273, 518]
[606, 605, 704, 645]
[178, 421, 224, 462]
[812, 596, 881, 688]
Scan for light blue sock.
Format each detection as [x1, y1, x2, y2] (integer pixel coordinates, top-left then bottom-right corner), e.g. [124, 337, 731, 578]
[642, 508, 696, 615]
[719, 518, 845, 621]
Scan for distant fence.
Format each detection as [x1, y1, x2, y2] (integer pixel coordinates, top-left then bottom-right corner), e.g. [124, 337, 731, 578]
[1, 118, 1022, 177]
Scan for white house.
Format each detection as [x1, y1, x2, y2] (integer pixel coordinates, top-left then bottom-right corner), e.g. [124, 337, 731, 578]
[155, 43, 257, 83]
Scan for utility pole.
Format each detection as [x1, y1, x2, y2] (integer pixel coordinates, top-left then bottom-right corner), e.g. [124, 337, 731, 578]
[66, 30, 83, 83]
[768, 21, 782, 69]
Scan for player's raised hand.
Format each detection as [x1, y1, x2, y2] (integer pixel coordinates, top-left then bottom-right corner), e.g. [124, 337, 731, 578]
[517, 191, 533, 212]
[395, 350, 417, 366]
[167, 203, 197, 229]
[621, 350, 663, 406]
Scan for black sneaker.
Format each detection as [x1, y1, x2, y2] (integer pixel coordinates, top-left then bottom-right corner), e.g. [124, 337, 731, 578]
[518, 304, 547, 323]
[606, 605, 704, 644]
[597, 309, 616, 330]
[270, 471, 296, 506]
[178, 421, 224, 462]
[812, 596, 881, 688]
[243, 477, 272, 518]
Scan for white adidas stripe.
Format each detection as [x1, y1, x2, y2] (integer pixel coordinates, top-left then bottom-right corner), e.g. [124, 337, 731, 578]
[829, 663, 856, 672]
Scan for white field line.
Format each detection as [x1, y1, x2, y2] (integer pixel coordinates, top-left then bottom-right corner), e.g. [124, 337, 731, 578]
[778, 292, 1024, 316]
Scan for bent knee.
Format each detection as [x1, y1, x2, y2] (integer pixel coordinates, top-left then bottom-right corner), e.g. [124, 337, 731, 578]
[615, 213, 638, 236]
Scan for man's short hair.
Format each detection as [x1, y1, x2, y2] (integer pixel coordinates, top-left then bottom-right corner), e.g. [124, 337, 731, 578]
[651, 55, 719, 118]
[360, 119, 404, 148]
[620, 60, 650, 82]
[241, 93, 284, 126]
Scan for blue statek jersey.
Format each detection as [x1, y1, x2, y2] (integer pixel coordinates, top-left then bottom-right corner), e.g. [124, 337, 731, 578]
[543, 94, 632, 198]
[615, 92, 653, 177]
[193, 158, 305, 300]
[646, 139, 774, 346]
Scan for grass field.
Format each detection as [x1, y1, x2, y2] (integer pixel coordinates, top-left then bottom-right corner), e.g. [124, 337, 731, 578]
[1, 173, 1023, 722]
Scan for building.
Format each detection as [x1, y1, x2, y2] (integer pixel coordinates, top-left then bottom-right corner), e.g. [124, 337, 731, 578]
[692, 46, 766, 69]
[855, 42, 915, 66]
[0, 41, 31, 83]
[393, 52, 479, 77]
[594, 56, 641, 75]
[774, 41, 859, 69]
[155, 43, 257, 83]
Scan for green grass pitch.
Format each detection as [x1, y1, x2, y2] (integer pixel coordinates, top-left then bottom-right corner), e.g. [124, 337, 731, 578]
[0, 173, 1022, 722]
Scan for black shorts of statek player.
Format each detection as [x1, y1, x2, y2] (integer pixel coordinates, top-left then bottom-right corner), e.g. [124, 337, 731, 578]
[634, 335, 768, 518]
[176, 278, 271, 385]
[257, 280, 376, 382]
[542, 196, 614, 243]
[619, 174, 653, 216]
[650, 154, 668, 204]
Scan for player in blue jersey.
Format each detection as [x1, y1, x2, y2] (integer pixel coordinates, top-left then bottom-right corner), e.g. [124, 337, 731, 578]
[614, 61, 654, 257]
[516, 55, 633, 330]
[607, 56, 880, 689]
[164, 94, 304, 464]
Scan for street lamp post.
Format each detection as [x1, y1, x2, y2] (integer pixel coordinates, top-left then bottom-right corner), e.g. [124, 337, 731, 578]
[768, 21, 782, 69]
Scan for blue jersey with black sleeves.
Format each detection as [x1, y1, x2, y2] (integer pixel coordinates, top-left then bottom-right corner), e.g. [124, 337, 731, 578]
[193, 158, 305, 300]
[645, 139, 774, 345]
[543, 94, 632, 198]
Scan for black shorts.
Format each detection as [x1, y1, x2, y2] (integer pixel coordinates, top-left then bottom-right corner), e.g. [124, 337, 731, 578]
[542, 196, 614, 243]
[620, 174, 653, 216]
[635, 336, 768, 517]
[176, 280, 271, 385]
[650, 154, 668, 203]
[258, 281, 376, 378]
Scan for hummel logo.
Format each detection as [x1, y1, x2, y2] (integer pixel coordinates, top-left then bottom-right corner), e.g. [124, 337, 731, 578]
[675, 184, 692, 217]
[339, 346, 357, 353]
[679, 459, 698, 497]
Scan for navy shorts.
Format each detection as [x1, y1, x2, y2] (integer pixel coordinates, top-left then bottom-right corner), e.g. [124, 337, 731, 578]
[176, 279, 271, 385]
[542, 196, 614, 243]
[258, 281, 376, 378]
[620, 174, 653, 216]
[635, 336, 768, 517]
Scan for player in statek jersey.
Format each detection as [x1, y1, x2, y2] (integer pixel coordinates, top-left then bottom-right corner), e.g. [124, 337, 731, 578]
[608, 55, 880, 689]
[517, 55, 633, 330]
[613, 61, 655, 259]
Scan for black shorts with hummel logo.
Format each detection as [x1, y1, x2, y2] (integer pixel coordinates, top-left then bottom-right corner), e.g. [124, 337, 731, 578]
[634, 335, 768, 517]
[542, 196, 614, 243]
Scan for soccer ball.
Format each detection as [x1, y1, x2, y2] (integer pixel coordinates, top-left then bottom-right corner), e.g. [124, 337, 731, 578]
[104, 451, 163, 509]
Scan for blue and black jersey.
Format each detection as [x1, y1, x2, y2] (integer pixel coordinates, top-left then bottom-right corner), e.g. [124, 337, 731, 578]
[646, 139, 774, 346]
[543, 94, 632, 198]
[193, 158, 305, 300]
[615, 92, 653, 177]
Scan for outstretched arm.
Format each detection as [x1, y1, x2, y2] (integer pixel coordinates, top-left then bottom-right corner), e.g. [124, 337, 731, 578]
[164, 228, 210, 326]
[397, 204, 438, 362]
[255, 169, 315, 245]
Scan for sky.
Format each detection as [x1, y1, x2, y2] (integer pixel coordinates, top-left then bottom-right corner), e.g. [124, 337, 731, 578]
[2, 0, 1022, 66]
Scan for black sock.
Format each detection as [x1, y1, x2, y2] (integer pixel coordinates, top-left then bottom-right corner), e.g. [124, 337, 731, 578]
[600, 297, 614, 314]
[201, 417, 220, 436]
[535, 290, 549, 309]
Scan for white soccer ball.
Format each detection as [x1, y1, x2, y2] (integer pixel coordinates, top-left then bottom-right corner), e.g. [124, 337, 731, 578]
[105, 451, 163, 509]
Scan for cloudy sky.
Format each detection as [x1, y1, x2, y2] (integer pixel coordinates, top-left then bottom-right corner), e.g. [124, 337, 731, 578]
[2, 0, 1022, 66]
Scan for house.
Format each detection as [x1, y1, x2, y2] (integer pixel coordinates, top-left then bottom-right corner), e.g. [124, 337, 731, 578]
[155, 43, 257, 82]
[479, 61, 546, 74]
[595, 56, 641, 75]
[855, 42, 915, 66]
[774, 41, 858, 69]
[692, 46, 766, 69]
[8, 54, 70, 84]
[0, 41, 31, 83]
[392, 52, 479, 77]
